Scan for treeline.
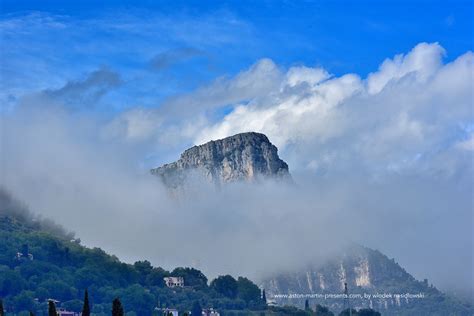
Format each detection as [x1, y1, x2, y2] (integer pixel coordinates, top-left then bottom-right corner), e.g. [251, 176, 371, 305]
[0, 190, 269, 314]
[0, 231, 265, 314]
[0, 190, 382, 316]
[0, 190, 73, 240]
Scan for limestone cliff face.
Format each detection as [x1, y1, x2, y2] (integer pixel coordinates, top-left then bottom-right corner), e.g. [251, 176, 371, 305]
[151, 132, 290, 187]
[260, 245, 468, 315]
[262, 245, 408, 298]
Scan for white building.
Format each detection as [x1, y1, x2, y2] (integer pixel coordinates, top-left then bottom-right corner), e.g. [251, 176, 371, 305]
[164, 276, 184, 287]
[15, 245, 33, 260]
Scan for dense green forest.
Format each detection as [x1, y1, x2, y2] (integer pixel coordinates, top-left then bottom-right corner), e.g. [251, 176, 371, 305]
[0, 192, 258, 315]
[0, 190, 384, 316]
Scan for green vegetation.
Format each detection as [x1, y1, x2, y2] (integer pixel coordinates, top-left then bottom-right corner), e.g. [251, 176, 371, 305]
[0, 190, 391, 316]
[0, 191, 318, 315]
[47, 301, 56, 316]
[82, 289, 91, 316]
[211, 275, 239, 299]
[0, 212, 268, 315]
[2, 189, 468, 316]
[314, 304, 334, 316]
[111, 298, 124, 316]
[191, 301, 202, 316]
[339, 308, 380, 316]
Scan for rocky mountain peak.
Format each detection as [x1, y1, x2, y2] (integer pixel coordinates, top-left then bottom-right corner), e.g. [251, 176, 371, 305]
[151, 132, 290, 187]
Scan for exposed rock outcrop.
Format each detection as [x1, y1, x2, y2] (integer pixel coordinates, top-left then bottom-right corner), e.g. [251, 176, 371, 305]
[260, 245, 470, 315]
[151, 132, 290, 187]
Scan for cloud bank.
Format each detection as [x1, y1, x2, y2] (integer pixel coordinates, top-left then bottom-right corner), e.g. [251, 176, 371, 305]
[0, 43, 473, 299]
[195, 43, 473, 176]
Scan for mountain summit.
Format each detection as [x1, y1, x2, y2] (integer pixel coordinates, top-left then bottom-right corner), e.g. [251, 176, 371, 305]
[150, 132, 472, 315]
[151, 132, 290, 187]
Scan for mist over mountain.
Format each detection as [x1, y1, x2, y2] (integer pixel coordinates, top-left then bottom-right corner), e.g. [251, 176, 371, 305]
[261, 244, 472, 315]
[1, 2, 473, 315]
[149, 133, 474, 315]
[0, 188, 276, 315]
[0, 41, 472, 310]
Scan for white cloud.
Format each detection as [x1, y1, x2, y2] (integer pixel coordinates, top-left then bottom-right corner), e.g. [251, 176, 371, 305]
[192, 43, 473, 176]
[196, 72, 363, 148]
[456, 133, 474, 151]
[101, 58, 283, 150]
[102, 108, 163, 142]
[105, 42, 472, 178]
[285, 66, 330, 87]
[367, 42, 446, 94]
[2, 42, 473, 297]
[161, 58, 282, 117]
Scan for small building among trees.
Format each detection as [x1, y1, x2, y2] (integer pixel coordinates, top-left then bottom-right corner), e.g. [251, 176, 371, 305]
[163, 276, 184, 287]
[15, 244, 34, 261]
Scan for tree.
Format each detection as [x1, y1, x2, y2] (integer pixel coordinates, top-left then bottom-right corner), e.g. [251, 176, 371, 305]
[191, 301, 202, 316]
[0, 299, 4, 316]
[145, 267, 167, 287]
[30, 312, 35, 316]
[358, 308, 381, 316]
[48, 300, 57, 316]
[14, 291, 35, 313]
[210, 275, 238, 299]
[0, 269, 25, 297]
[262, 289, 267, 304]
[120, 284, 155, 315]
[304, 299, 310, 311]
[170, 267, 208, 288]
[112, 298, 124, 316]
[62, 299, 83, 312]
[236, 277, 261, 305]
[339, 308, 357, 316]
[315, 304, 334, 316]
[133, 261, 153, 283]
[82, 289, 90, 316]
[40, 280, 75, 301]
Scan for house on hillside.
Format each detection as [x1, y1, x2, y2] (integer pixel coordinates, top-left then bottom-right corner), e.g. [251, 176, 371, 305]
[164, 276, 184, 288]
[15, 244, 33, 261]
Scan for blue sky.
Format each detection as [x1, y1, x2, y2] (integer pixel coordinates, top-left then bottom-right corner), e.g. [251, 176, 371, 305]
[1, 0, 472, 112]
[1, 1, 473, 295]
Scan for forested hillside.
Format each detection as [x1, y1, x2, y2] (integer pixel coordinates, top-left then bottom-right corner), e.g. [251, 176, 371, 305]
[0, 190, 270, 315]
[0, 190, 385, 316]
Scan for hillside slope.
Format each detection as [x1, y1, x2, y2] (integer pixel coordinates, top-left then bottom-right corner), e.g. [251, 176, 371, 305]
[0, 190, 272, 315]
[261, 245, 473, 315]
